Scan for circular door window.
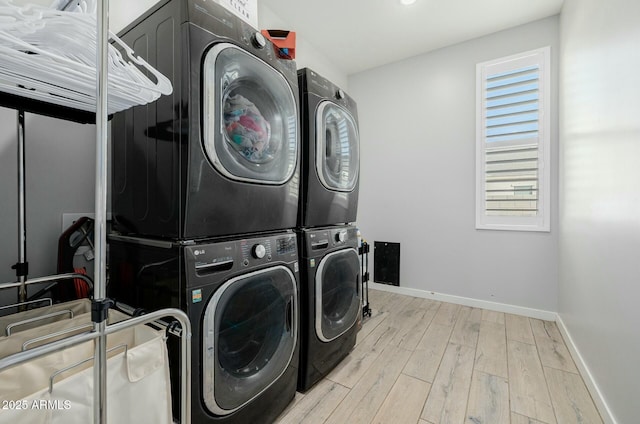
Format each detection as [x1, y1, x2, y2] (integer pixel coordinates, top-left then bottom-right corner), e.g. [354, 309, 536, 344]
[316, 101, 359, 192]
[202, 266, 297, 415]
[203, 44, 298, 184]
[315, 248, 361, 342]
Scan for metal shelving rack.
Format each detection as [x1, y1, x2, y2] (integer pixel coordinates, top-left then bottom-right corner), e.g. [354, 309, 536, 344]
[0, 2, 192, 423]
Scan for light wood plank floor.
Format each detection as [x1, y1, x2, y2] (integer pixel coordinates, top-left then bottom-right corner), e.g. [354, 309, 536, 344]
[275, 289, 603, 424]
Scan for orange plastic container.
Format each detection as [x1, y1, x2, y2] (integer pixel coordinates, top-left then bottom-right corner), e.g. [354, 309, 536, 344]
[261, 29, 296, 59]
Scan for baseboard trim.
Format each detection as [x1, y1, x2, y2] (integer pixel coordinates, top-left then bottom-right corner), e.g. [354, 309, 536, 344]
[368, 282, 556, 321]
[556, 314, 618, 424]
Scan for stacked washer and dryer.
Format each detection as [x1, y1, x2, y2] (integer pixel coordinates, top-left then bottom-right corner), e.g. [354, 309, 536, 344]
[106, 1, 362, 421]
[296, 68, 362, 392]
[107, 1, 302, 423]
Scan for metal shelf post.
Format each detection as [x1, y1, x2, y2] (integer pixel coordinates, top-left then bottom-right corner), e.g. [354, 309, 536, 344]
[13, 110, 27, 306]
[93, 1, 110, 423]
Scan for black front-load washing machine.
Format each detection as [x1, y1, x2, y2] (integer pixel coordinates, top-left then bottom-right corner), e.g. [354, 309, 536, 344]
[298, 68, 360, 228]
[297, 225, 361, 391]
[108, 231, 300, 424]
[111, 0, 299, 240]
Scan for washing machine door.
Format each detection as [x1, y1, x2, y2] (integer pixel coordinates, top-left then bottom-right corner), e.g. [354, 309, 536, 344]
[316, 101, 360, 192]
[315, 248, 361, 342]
[202, 43, 298, 184]
[202, 265, 297, 416]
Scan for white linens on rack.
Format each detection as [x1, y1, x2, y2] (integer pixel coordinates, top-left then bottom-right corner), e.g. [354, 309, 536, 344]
[0, 0, 172, 114]
[0, 322, 173, 424]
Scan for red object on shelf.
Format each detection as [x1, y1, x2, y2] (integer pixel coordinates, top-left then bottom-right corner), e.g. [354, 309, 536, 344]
[261, 29, 296, 59]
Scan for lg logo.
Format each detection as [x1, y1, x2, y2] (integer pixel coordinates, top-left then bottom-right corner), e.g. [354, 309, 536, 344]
[194, 249, 205, 256]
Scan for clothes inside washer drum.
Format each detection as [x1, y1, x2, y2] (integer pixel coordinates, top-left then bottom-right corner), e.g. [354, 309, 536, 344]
[223, 94, 273, 162]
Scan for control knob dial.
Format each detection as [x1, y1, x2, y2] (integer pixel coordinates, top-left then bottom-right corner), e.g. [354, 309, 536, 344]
[252, 244, 267, 259]
[252, 32, 267, 49]
[335, 231, 347, 243]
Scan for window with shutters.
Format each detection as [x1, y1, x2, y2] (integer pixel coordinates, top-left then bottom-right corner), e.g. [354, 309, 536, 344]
[476, 47, 550, 232]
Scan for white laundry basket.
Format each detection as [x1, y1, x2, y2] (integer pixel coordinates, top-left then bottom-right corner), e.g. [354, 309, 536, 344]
[0, 318, 173, 424]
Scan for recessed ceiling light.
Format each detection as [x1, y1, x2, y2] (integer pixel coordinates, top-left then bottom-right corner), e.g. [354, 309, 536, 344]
[400, 0, 416, 5]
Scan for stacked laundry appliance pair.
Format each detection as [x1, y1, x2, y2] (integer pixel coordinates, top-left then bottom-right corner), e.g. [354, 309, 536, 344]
[107, 0, 361, 422]
[107, 1, 300, 423]
[295, 68, 362, 392]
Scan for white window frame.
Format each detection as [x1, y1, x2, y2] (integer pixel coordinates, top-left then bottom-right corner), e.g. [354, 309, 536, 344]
[475, 47, 551, 232]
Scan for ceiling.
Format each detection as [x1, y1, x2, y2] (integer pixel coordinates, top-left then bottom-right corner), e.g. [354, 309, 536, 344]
[260, 0, 564, 75]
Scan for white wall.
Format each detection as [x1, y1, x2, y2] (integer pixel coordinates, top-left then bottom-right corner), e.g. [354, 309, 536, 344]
[0, 109, 96, 287]
[110, 0, 160, 33]
[559, 0, 640, 423]
[349, 16, 559, 312]
[0, 108, 18, 285]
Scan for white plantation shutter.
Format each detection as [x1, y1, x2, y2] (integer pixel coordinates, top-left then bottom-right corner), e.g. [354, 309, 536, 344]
[476, 48, 550, 231]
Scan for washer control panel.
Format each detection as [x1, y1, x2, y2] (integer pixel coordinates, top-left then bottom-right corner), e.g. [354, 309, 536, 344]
[305, 225, 358, 256]
[239, 20, 277, 62]
[241, 238, 272, 266]
[276, 236, 297, 255]
[330, 226, 357, 246]
[305, 68, 354, 109]
[189, 243, 236, 275]
[185, 232, 297, 283]
[308, 230, 330, 252]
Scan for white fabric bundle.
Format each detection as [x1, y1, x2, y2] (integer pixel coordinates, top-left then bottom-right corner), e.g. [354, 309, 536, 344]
[0, 0, 172, 114]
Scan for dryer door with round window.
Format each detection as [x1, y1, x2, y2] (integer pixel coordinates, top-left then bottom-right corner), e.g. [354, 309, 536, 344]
[315, 248, 361, 342]
[202, 265, 297, 416]
[316, 101, 360, 192]
[202, 43, 298, 184]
